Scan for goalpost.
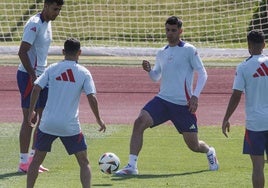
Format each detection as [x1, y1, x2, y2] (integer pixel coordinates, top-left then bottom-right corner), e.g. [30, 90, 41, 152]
[0, 0, 266, 61]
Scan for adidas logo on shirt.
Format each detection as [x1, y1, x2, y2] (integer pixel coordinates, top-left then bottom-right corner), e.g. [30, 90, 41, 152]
[56, 69, 75, 82]
[253, 63, 268, 77]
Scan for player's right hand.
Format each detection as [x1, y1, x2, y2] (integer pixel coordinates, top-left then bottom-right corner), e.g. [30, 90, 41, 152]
[27, 113, 34, 128]
[30, 73, 37, 85]
[97, 118, 106, 132]
[142, 60, 151, 72]
[222, 120, 230, 138]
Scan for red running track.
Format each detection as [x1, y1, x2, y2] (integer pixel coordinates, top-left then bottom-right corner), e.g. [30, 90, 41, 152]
[0, 66, 245, 126]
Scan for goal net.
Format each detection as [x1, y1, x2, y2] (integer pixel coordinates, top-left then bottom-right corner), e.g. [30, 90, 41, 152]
[0, 0, 266, 60]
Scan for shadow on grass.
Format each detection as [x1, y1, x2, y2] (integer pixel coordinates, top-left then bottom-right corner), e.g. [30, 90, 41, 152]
[111, 169, 209, 180]
[92, 184, 113, 187]
[0, 171, 25, 179]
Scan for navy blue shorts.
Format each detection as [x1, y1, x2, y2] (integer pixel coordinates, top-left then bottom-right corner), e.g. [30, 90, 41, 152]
[17, 70, 48, 108]
[143, 96, 198, 133]
[243, 129, 268, 155]
[35, 129, 87, 155]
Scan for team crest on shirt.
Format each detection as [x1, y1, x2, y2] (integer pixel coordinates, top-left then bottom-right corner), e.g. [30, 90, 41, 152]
[30, 27, 37, 32]
[168, 55, 174, 63]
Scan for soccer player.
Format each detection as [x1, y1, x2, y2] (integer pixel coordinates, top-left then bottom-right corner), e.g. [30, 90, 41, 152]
[222, 30, 268, 188]
[17, 0, 64, 173]
[116, 16, 219, 175]
[26, 38, 106, 188]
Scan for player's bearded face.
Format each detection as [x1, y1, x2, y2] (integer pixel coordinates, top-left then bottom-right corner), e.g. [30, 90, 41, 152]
[45, 3, 62, 21]
[165, 24, 181, 45]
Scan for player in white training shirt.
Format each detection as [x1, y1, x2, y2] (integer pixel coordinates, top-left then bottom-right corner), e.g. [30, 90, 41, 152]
[26, 38, 106, 188]
[222, 30, 268, 188]
[17, 0, 64, 173]
[150, 42, 207, 105]
[116, 16, 219, 175]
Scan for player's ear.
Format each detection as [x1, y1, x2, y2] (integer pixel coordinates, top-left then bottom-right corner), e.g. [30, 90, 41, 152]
[178, 28, 183, 35]
[77, 49, 82, 56]
[43, 3, 49, 10]
[62, 49, 66, 55]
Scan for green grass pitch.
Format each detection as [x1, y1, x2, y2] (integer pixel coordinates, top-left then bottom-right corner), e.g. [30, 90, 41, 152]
[0, 123, 263, 187]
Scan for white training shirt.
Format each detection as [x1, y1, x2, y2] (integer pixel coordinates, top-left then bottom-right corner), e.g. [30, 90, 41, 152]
[18, 13, 52, 76]
[149, 41, 207, 105]
[233, 54, 268, 131]
[35, 60, 96, 136]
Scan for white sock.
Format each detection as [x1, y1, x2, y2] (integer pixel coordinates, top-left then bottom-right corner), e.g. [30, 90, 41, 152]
[207, 147, 214, 155]
[29, 149, 35, 157]
[20, 153, 28, 164]
[128, 154, 138, 168]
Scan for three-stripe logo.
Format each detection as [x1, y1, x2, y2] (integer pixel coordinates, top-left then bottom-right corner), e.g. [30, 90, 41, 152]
[56, 69, 75, 82]
[253, 63, 268, 77]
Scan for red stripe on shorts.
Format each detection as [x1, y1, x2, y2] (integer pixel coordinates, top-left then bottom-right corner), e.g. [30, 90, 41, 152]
[23, 77, 33, 99]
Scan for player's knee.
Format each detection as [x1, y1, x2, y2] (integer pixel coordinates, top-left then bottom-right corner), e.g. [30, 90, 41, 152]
[134, 116, 150, 132]
[135, 110, 152, 127]
[78, 157, 89, 168]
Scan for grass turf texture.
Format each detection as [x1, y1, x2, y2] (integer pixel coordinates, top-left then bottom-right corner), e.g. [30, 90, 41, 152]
[0, 123, 259, 188]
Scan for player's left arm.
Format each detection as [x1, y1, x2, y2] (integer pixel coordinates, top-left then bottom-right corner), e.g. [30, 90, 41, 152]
[188, 48, 208, 113]
[193, 67, 208, 97]
[188, 67, 207, 113]
[191, 47, 208, 98]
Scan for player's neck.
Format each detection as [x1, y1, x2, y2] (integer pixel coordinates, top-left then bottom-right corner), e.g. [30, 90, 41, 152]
[250, 50, 262, 56]
[169, 39, 181, 47]
[65, 56, 78, 62]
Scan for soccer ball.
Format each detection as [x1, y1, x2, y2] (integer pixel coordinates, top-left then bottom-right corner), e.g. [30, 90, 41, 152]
[98, 152, 120, 174]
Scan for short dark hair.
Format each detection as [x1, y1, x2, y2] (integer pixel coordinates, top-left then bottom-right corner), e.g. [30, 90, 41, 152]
[45, 0, 64, 5]
[165, 16, 182, 28]
[247, 30, 264, 44]
[64, 38, 80, 55]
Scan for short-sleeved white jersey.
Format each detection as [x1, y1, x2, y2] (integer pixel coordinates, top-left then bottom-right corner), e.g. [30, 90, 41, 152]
[35, 60, 96, 136]
[149, 41, 206, 105]
[233, 54, 268, 131]
[18, 13, 52, 76]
